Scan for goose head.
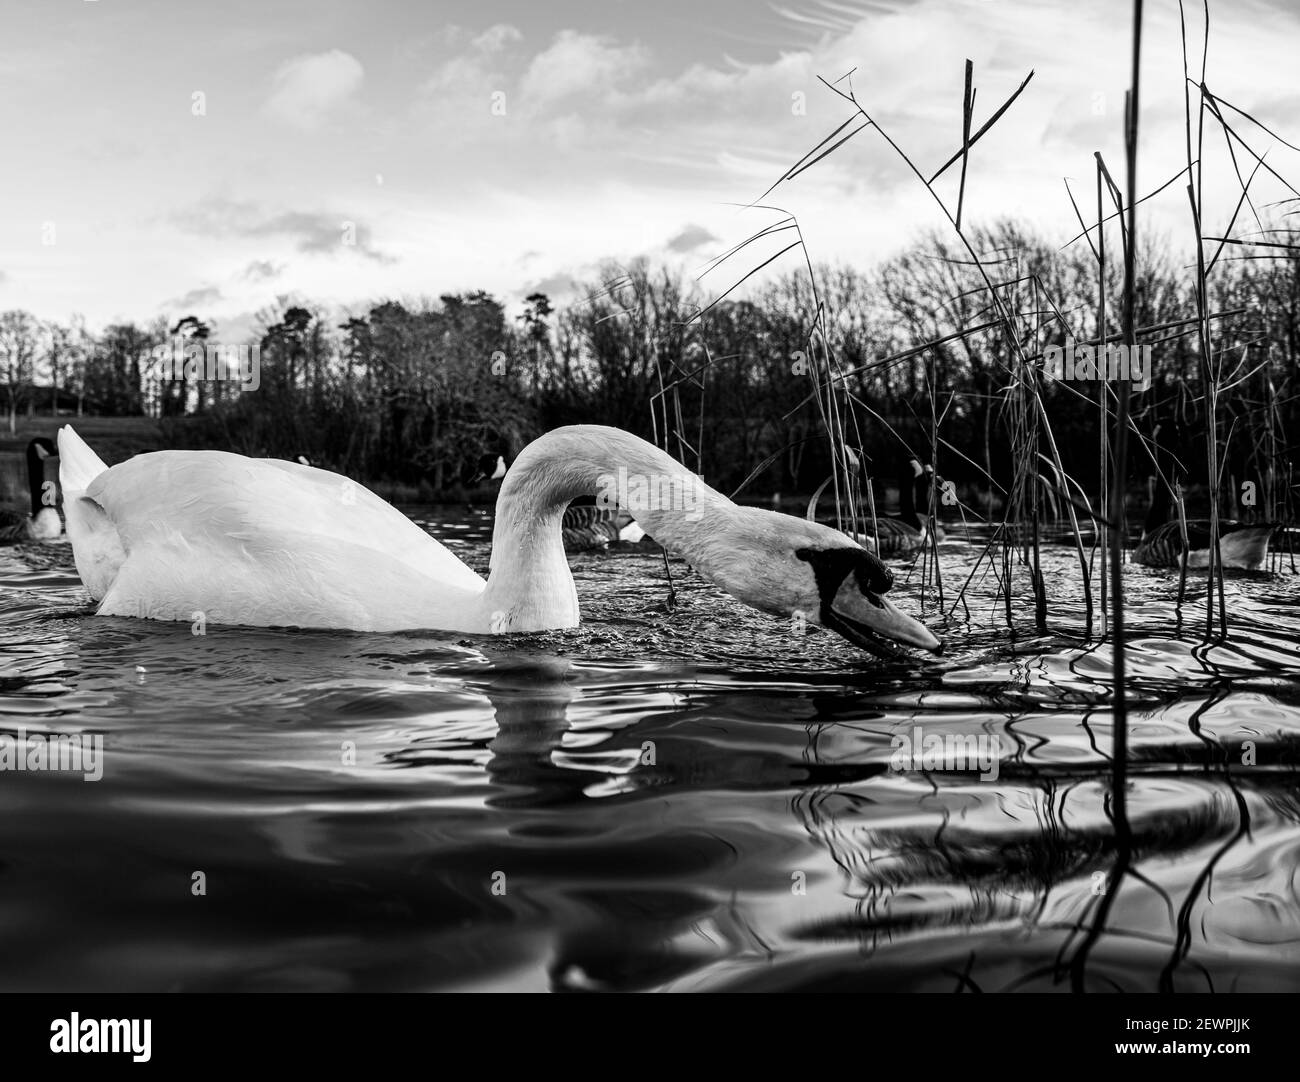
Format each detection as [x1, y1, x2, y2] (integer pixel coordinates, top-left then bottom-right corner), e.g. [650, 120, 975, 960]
[468, 452, 508, 484]
[894, 456, 924, 526]
[26, 437, 62, 539]
[682, 506, 941, 655]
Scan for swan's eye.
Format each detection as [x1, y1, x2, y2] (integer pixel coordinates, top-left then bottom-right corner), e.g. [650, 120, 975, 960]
[795, 546, 893, 602]
[855, 558, 893, 594]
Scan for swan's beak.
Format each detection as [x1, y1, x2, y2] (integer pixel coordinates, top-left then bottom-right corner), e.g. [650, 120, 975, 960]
[797, 546, 941, 656]
[828, 586, 941, 654]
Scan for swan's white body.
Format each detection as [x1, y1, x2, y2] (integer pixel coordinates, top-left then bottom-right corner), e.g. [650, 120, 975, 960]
[60, 429, 486, 631]
[57, 424, 939, 650]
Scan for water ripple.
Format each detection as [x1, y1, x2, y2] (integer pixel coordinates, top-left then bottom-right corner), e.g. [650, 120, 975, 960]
[0, 514, 1297, 990]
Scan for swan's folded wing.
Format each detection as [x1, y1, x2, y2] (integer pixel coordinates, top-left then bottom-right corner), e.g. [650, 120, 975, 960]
[83, 451, 486, 631]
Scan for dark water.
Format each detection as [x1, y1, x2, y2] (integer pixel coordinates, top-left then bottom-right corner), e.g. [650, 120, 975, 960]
[1, 510, 1298, 992]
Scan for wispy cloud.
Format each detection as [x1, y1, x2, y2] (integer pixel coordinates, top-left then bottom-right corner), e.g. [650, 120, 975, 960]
[166, 285, 223, 310]
[519, 31, 648, 105]
[242, 259, 284, 282]
[666, 224, 719, 253]
[264, 50, 364, 130]
[421, 23, 521, 95]
[470, 24, 522, 54]
[173, 198, 394, 264]
[525, 271, 581, 298]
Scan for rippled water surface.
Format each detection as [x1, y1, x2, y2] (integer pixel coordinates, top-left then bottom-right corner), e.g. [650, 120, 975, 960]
[1, 510, 1298, 992]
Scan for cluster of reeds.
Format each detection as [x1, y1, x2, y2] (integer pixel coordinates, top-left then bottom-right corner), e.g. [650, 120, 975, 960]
[658, 0, 1299, 634]
[643, 0, 1297, 987]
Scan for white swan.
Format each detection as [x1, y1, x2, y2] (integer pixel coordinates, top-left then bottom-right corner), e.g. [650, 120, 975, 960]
[56, 424, 940, 653]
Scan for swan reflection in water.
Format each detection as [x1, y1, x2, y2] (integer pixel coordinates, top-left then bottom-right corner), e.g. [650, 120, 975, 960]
[375, 639, 1300, 992]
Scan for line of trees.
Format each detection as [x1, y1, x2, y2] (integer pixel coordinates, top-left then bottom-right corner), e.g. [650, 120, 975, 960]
[2, 218, 1296, 509]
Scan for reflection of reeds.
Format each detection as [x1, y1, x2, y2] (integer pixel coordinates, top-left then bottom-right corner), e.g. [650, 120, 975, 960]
[668, 0, 1300, 983]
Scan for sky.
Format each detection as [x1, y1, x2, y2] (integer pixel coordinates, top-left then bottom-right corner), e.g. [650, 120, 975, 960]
[2, 0, 1298, 341]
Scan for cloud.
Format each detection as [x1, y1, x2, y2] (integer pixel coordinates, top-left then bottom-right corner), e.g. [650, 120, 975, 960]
[264, 50, 364, 129]
[167, 285, 223, 310]
[524, 272, 580, 299]
[173, 198, 395, 263]
[422, 23, 522, 96]
[519, 31, 648, 105]
[472, 24, 522, 53]
[242, 259, 284, 282]
[666, 224, 720, 253]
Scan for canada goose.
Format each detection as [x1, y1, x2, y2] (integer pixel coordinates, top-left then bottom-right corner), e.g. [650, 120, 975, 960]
[468, 453, 507, 484]
[477, 453, 646, 551]
[864, 459, 945, 558]
[0, 437, 62, 543]
[1133, 474, 1273, 570]
[561, 503, 648, 550]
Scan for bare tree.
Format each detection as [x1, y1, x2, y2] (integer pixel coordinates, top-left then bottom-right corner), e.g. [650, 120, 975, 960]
[0, 310, 39, 435]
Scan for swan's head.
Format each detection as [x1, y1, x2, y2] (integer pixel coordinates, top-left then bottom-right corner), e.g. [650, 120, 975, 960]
[697, 510, 941, 656]
[793, 544, 941, 655]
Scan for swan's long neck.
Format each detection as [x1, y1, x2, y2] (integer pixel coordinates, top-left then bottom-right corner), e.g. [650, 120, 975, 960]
[479, 426, 732, 630]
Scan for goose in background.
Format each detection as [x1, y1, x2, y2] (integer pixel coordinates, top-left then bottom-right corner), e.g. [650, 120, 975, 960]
[864, 459, 946, 558]
[1132, 472, 1274, 570]
[0, 437, 62, 543]
[812, 458, 941, 558]
[560, 501, 649, 551]
[1132, 420, 1274, 570]
[808, 453, 944, 559]
[473, 451, 648, 552]
[57, 423, 940, 655]
[468, 452, 507, 484]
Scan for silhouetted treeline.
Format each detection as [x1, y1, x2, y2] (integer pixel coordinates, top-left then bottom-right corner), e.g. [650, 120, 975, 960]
[2, 219, 1296, 510]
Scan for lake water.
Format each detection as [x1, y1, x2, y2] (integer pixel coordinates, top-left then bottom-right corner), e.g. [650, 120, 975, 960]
[1, 510, 1298, 992]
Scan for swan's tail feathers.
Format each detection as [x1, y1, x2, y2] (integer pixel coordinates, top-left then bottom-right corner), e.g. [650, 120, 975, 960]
[57, 427, 123, 602]
[58, 426, 109, 496]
